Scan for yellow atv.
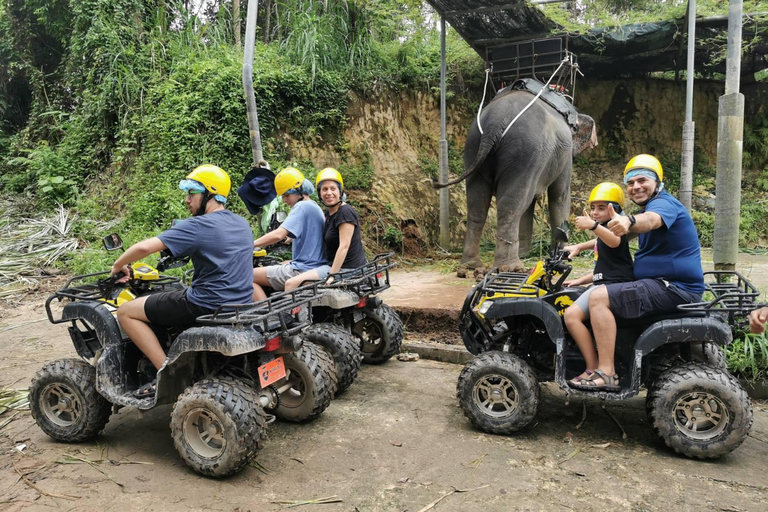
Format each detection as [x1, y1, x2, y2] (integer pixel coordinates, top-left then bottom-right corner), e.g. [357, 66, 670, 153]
[456, 227, 755, 459]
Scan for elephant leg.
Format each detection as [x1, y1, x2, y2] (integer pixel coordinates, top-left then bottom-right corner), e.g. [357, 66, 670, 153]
[494, 194, 527, 272]
[518, 199, 536, 257]
[547, 163, 572, 243]
[461, 176, 493, 272]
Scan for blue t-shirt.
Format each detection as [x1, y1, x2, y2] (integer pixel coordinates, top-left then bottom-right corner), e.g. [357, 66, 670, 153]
[634, 191, 704, 295]
[281, 199, 328, 271]
[158, 210, 254, 309]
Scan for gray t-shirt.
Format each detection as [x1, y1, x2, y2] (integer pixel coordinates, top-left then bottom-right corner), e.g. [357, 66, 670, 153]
[159, 210, 254, 309]
[281, 199, 329, 272]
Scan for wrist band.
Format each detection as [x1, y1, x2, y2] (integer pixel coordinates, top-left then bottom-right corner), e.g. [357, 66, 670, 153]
[590, 220, 599, 231]
[628, 215, 637, 227]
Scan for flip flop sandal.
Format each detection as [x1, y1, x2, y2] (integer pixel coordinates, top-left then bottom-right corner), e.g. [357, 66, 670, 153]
[133, 379, 157, 398]
[572, 369, 621, 391]
[568, 369, 594, 388]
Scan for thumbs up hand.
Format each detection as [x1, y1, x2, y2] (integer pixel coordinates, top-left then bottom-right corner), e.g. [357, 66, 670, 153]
[574, 208, 594, 231]
[608, 206, 630, 236]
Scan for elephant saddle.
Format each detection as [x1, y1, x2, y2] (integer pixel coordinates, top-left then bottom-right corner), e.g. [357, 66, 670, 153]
[502, 78, 580, 132]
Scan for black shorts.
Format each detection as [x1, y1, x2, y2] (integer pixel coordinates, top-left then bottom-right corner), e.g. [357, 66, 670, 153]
[144, 289, 215, 329]
[606, 278, 701, 321]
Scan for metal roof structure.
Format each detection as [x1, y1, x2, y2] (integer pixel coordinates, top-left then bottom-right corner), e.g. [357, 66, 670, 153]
[426, 1, 768, 79]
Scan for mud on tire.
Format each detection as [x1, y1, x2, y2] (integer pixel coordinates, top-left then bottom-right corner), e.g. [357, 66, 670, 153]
[29, 358, 112, 443]
[690, 342, 726, 369]
[302, 322, 362, 395]
[275, 341, 337, 422]
[457, 351, 540, 435]
[646, 362, 753, 459]
[354, 303, 404, 364]
[171, 377, 267, 477]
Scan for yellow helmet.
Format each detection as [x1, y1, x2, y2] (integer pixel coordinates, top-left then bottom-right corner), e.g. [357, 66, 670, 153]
[315, 167, 344, 189]
[589, 182, 625, 210]
[274, 167, 304, 196]
[624, 154, 663, 182]
[185, 164, 231, 198]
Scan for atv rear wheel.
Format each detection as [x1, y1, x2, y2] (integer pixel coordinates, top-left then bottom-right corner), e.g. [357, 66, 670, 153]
[29, 359, 112, 443]
[275, 341, 337, 422]
[457, 351, 540, 435]
[690, 342, 726, 369]
[353, 304, 403, 364]
[302, 322, 362, 395]
[171, 378, 267, 477]
[646, 362, 752, 459]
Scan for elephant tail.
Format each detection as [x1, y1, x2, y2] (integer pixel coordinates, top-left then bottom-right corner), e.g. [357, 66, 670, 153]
[431, 132, 495, 189]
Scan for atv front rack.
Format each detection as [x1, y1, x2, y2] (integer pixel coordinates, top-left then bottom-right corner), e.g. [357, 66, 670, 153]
[45, 271, 182, 323]
[478, 269, 540, 298]
[322, 252, 395, 296]
[196, 282, 325, 336]
[677, 270, 761, 326]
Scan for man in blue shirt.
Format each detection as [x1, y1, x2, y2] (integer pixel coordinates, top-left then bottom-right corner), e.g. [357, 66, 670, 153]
[251, 167, 329, 301]
[568, 154, 704, 390]
[110, 165, 254, 397]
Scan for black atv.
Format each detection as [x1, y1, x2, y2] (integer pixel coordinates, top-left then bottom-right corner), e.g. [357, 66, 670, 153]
[456, 228, 755, 459]
[254, 211, 403, 394]
[31, 244, 336, 477]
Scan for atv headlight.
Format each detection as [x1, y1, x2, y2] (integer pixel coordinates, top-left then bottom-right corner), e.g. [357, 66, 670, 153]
[478, 300, 494, 315]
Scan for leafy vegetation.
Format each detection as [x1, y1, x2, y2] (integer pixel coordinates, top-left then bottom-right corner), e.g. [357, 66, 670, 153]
[727, 333, 768, 382]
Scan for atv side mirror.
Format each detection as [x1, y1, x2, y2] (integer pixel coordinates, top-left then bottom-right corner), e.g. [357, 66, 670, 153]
[553, 227, 568, 244]
[102, 233, 123, 251]
[275, 211, 287, 223]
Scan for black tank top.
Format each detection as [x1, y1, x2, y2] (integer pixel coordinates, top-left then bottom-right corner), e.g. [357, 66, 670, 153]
[593, 225, 634, 285]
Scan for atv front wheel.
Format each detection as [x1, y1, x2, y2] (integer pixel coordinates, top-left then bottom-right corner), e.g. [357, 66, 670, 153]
[275, 342, 337, 422]
[29, 359, 112, 443]
[171, 378, 267, 477]
[353, 304, 404, 364]
[302, 322, 362, 395]
[457, 351, 540, 435]
[646, 362, 752, 459]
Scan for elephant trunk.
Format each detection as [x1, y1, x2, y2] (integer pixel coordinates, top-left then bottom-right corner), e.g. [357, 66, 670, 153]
[431, 131, 497, 189]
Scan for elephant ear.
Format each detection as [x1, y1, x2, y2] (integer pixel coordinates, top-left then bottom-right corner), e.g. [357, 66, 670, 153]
[572, 114, 598, 157]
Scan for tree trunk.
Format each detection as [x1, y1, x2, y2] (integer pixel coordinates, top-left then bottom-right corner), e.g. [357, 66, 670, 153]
[233, 0, 241, 46]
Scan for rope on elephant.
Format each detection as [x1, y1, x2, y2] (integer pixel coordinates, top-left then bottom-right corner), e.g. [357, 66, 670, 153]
[500, 55, 574, 139]
[477, 68, 492, 135]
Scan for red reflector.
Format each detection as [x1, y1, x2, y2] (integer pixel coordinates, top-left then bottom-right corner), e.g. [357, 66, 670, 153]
[264, 336, 282, 351]
[376, 272, 383, 279]
[291, 306, 302, 315]
[356, 297, 367, 308]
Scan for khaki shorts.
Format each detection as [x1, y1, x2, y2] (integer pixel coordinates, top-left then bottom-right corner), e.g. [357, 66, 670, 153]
[266, 264, 301, 290]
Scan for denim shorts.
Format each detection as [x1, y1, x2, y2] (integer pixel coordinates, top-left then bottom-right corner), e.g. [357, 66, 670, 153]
[606, 278, 701, 321]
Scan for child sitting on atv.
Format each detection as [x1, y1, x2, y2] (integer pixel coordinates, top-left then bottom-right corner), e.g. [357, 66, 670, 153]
[562, 183, 634, 390]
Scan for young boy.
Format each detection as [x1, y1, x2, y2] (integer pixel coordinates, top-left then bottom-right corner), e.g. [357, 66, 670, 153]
[562, 182, 634, 390]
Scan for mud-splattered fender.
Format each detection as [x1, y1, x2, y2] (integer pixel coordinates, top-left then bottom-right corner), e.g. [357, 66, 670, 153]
[61, 301, 124, 356]
[311, 289, 361, 309]
[483, 297, 564, 346]
[634, 317, 732, 356]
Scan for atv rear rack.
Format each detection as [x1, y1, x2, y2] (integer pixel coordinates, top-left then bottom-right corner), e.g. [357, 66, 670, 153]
[196, 282, 325, 336]
[322, 252, 395, 296]
[677, 270, 761, 326]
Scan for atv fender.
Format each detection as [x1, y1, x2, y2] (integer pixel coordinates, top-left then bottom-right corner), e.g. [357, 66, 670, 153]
[61, 301, 124, 357]
[484, 297, 564, 345]
[634, 317, 732, 356]
[311, 289, 360, 309]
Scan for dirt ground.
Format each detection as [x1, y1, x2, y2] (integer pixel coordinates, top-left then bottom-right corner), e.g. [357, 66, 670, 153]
[1, 255, 768, 511]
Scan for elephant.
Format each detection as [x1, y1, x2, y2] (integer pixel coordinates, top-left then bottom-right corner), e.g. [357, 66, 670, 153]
[434, 87, 597, 276]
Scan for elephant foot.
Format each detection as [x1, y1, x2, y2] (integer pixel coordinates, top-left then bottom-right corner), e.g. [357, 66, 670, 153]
[497, 261, 526, 273]
[456, 266, 468, 278]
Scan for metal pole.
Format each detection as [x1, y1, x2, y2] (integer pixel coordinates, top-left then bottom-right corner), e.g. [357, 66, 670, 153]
[680, 0, 696, 211]
[439, 16, 450, 249]
[243, 0, 266, 167]
[713, 0, 744, 271]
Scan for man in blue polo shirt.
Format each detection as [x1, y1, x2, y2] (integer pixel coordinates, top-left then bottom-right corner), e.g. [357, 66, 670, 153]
[568, 154, 704, 390]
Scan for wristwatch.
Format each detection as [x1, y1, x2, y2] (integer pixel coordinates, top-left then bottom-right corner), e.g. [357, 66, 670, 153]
[628, 215, 637, 227]
[590, 220, 600, 231]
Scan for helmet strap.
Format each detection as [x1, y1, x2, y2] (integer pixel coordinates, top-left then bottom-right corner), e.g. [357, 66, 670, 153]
[194, 191, 212, 216]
